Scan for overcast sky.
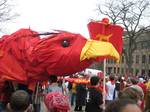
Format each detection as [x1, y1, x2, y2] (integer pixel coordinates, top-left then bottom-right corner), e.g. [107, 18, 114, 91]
[4, 0, 105, 38]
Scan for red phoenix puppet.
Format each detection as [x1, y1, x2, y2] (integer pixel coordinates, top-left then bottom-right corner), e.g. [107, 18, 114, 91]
[0, 18, 123, 88]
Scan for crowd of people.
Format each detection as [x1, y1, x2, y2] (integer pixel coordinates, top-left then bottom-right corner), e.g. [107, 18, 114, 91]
[0, 73, 150, 112]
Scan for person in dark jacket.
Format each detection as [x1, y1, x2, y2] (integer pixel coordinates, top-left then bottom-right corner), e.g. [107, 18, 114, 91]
[85, 76, 103, 112]
[6, 90, 31, 112]
[74, 83, 87, 111]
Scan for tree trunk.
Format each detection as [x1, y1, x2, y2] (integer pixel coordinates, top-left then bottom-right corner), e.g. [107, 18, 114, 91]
[125, 44, 134, 75]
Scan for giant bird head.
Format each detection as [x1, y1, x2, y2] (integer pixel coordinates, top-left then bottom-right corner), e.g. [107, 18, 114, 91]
[31, 31, 120, 76]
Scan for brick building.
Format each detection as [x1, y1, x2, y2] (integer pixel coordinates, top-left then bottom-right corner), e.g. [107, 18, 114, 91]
[106, 31, 150, 76]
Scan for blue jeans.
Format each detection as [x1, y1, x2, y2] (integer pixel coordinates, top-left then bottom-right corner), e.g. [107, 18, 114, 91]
[71, 93, 76, 106]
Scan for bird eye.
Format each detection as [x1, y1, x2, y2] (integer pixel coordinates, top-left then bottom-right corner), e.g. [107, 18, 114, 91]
[61, 40, 70, 47]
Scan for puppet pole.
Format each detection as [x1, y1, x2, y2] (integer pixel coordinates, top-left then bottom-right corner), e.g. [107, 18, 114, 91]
[34, 82, 39, 104]
[103, 59, 106, 110]
[33, 82, 41, 112]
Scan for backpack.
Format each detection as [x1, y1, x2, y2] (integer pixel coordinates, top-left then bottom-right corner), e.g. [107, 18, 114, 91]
[44, 92, 70, 112]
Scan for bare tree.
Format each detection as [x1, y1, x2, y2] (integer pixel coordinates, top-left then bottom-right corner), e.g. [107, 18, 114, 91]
[97, 0, 150, 73]
[0, 0, 18, 32]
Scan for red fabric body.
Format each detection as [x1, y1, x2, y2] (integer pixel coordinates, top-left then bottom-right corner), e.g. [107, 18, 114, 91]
[0, 29, 93, 88]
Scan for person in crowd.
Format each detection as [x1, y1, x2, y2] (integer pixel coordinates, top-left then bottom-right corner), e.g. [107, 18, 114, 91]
[118, 76, 126, 91]
[17, 83, 33, 104]
[105, 99, 142, 112]
[74, 83, 87, 111]
[125, 77, 144, 101]
[145, 85, 150, 112]
[98, 78, 105, 93]
[44, 75, 62, 93]
[128, 78, 145, 110]
[114, 78, 120, 99]
[70, 82, 77, 106]
[138, 78, 147, 96]
[118, 86, 144, 109]
[43, 75, 70, 112]
[126, 77, 138, 87]
[0, 81, 15, 111]
[42, 75, 64, 111]
[6, 90, 31, 112]
[136, 77, 147, 110]
[61, 79, 69, 95]
[67, 81, 73, 104]
[85, 76, 103, 112]
[44, 92, 70, 112]
[106, 75, 116, 103]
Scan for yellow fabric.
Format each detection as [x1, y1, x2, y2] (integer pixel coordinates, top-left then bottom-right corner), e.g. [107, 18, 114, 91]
[72, 83, 77, 93]
[80, 39, 120, 62]
[146, 81, 150, 89]
[96, 33, 112, 41]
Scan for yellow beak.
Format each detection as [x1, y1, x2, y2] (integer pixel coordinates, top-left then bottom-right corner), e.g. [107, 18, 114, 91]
[80, 39, 120, 63]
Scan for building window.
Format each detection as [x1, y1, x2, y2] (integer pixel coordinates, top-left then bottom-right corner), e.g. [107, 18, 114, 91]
[108, 67, 112, 74]
[111, 60, 114, 64]
[114, 67, 116, 74]
[111, 59, 113, 64]
[121, 68, 124, 74]
[141, 41, 150, 49]
[108, 59, 110, 64]
[117, 67, 120, 74]
[142, 55, 146, 63]
[136, 55, 139, 64]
